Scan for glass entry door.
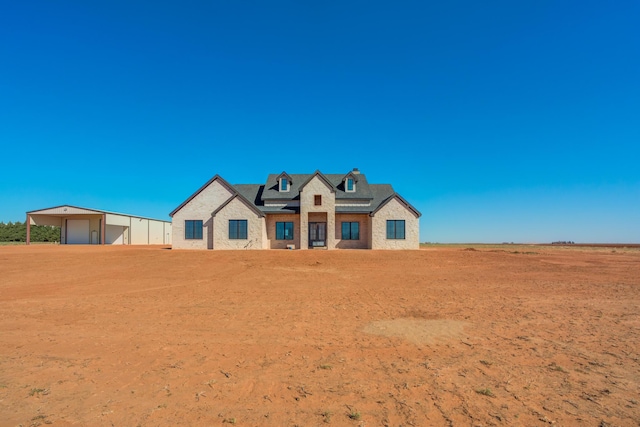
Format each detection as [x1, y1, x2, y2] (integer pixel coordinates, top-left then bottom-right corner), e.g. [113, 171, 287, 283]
[308, 222, 327, 247]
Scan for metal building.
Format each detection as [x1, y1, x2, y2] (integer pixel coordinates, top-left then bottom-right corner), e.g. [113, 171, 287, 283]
[26, 205, 172, 245]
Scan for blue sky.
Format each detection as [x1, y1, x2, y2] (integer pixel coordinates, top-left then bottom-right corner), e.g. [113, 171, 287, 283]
[1, 1, 639, 243]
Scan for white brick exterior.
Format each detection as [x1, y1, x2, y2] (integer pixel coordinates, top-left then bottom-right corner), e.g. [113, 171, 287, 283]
[299, 176, 336, 250]
[171, 179, 234, 249]
[213, 197, 267, 249]
[170, 172, 420, 250]
[371, 197, 420, 249]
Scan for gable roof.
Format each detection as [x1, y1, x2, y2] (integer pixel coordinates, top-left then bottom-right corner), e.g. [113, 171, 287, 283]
[371, 193, 422, 218]
[170, 171, 419, 218]
[211, 193, 265, 218]
[169, 174, 236, 217]
[298, 170, 336, 193]
[276, 171, 292, 182]
[28, 205, 105, 215]
[27, 204, 170, 222]
[341, 171, 360, 183]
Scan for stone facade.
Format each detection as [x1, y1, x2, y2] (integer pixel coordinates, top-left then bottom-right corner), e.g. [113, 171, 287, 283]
[212, 197, 266, 249]
[371, 197, 420, 249]
[171, 179, 234, 249]
[299, 176, 336, 250]
[170, 171, 421, 250]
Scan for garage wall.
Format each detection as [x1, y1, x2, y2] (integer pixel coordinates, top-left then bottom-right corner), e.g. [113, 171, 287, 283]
[164, 222, 172, 244]
[60, 215, 103, 244]
[29, 215, 62, 227]
[148, 220, 164, 244]
[105, 213, 130, 226]
[105, 225, 125, 244]
[130, 218, 149, 244]
[28, 208, 170, 245]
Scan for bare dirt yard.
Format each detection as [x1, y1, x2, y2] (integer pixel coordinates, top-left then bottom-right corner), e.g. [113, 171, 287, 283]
[1, 245, 639, 426]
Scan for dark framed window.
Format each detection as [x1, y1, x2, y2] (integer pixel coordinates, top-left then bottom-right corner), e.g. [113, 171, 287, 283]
[346, 178, 354, 191]
[341, 222, 359, 240]
[185, 220, 203, 240]
[229, 220, 248, 239]
[314, 195, 322, 206]
[276, 222, 294, 240]
[386, 220, 405, 239]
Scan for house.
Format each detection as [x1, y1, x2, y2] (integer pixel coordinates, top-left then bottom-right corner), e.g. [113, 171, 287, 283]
[169, 169, 420, 250]
[26, 205, 172, 245]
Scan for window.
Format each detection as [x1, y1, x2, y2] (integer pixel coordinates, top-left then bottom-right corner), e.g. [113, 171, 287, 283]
[185, 220, 203, 239]
[314, 195, 322, 206]
[346, 178, 354, 192]
[341, 222, 359, 240]
[386, 220, 405, 239]
[276, 222, 294, 240]
[280, 178, 288, 192]
[229, 220, 248, 239]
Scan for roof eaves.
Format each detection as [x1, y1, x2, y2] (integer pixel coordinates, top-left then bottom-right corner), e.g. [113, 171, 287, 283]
[28, 205, 171, 223]
[211, 194, 265, 218]
[370, 193, 421, 218]
[27, 204, 105, 215]
[169, 174, 237, 217]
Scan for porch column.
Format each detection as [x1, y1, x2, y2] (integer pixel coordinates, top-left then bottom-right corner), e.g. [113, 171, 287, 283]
[101, 214, 106, 245]
[26, 214, 31, 245]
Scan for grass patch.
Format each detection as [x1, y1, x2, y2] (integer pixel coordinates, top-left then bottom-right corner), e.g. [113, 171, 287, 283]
[29, 388, 49, 397]
[476, 388, 495, 397]
[320, 410, 332, 423]
[479, 359, 493, 366]
[348, 411, 361, 421]
[222, 417, 236, 424]
[549, 363, 568, 373]
[318, 364, 332, 370]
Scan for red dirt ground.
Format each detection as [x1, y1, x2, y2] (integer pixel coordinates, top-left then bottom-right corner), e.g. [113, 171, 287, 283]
[1, 245, 638, 426]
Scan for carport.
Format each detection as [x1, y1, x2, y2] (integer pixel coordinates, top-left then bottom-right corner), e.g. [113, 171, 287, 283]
[26, 205, 172, 245]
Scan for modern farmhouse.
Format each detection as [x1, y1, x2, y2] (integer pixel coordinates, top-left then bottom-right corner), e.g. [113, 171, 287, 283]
[170, 169, 420, 250]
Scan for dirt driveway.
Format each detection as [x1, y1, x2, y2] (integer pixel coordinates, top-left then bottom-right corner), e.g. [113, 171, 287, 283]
[1, 245, 638, 426]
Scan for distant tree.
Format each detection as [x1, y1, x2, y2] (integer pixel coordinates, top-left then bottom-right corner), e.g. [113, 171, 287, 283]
[0, 221, 60, 242]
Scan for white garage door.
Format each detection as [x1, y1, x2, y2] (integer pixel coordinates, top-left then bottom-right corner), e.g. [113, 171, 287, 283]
[67, 219, 90, 244]
[105, 225, 125, 245]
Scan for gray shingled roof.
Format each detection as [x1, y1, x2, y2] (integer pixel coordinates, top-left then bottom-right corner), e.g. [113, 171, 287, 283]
[335, 184, 395, 213]
[233, 184, 263, 207]
[261, 172, 374, 201]
[233, 184, 299, 214]
[231, 172, 420, 217]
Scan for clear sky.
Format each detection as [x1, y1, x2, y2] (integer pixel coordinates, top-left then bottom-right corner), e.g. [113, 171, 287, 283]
[1, 1, 639, 243]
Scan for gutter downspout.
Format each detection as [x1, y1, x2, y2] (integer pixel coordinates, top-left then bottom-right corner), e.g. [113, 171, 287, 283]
[26, 214, 31, 245]
[101, 214, 106, 245]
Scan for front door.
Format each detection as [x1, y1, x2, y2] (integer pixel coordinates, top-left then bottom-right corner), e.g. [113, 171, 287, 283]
[308, 222, 327, 247]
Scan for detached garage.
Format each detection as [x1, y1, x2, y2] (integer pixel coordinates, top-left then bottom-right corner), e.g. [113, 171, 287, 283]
[26, 205, 172, 245]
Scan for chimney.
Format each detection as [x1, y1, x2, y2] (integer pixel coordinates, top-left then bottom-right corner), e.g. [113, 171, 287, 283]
[352, 168, 360, 174]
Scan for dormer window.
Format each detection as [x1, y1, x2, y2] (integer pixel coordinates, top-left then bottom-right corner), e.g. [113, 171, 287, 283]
[346, 178, 355, 192]
[277, 172, 292, 192]
[280, 178, 289, 192]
